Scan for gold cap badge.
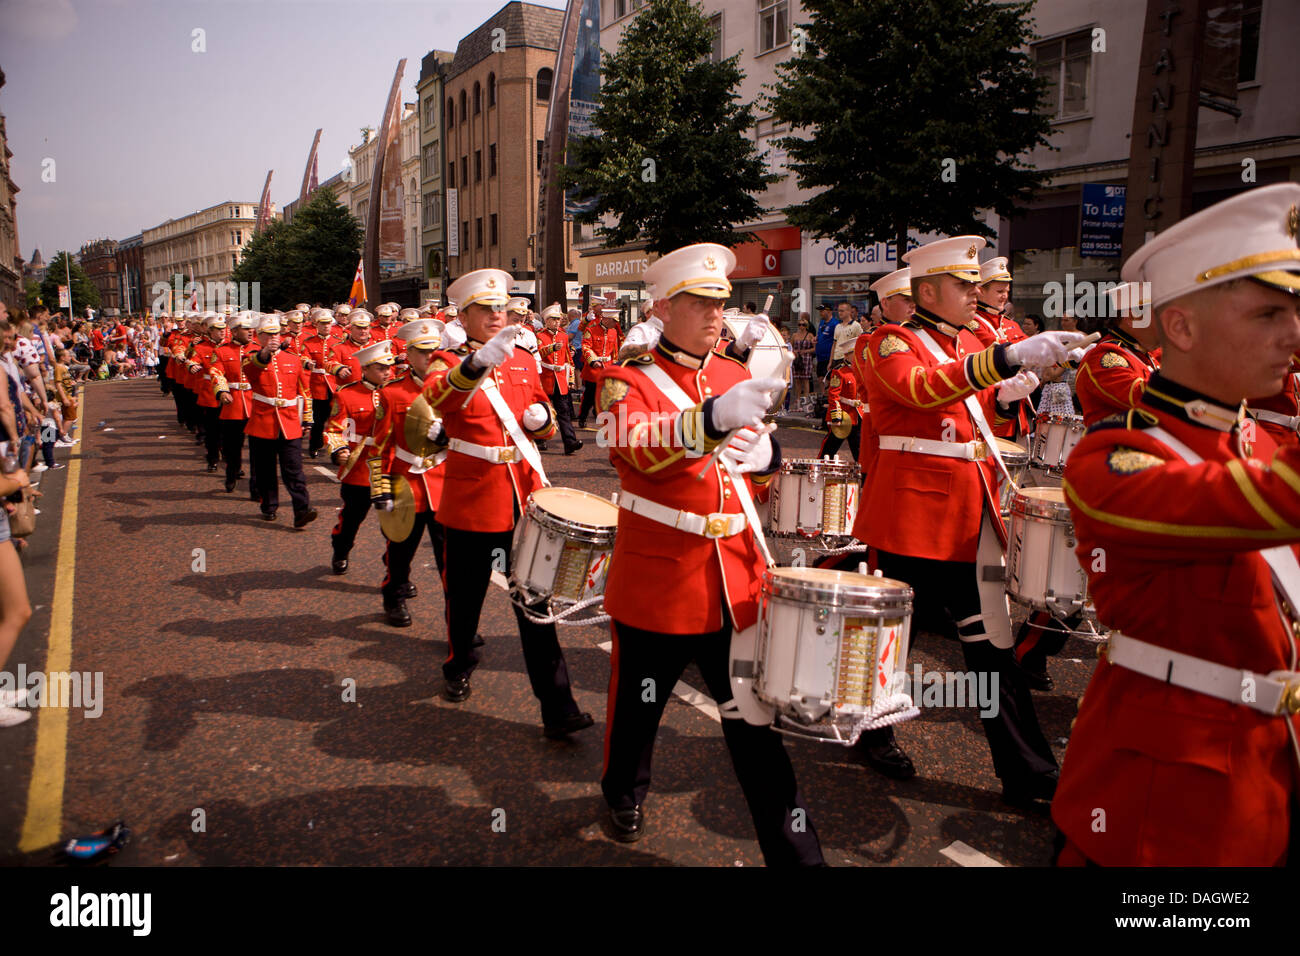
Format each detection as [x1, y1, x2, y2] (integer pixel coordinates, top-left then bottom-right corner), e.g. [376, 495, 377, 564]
[703, 255, 717, 271]
[1287, 204, 1299, 240]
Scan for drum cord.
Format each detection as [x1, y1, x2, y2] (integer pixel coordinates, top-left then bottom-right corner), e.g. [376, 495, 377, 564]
[847, 694, 921, 744]
[517, 594, 611, 627]
[807, 541, 869, 558]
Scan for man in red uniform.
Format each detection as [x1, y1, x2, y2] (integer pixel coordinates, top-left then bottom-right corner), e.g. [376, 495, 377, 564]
[1055, 183, 1300, 866]
[410, 268, 592, 737]
[325, 339, 394, 577]
[859, 235, 1088, 806]
[818, 355, 861, 460]
[279, 310, 306, 354]
[328, 310, 373, 390]
[1073, 281, 1161, 428]
[537, 303, 582, 454]
[371, 303, 397, 342]
[596, 243, 823, 861]
[577, 309, 620, 428]
[302, 310, 338, 458]
[972, 258, 1032, 439]
[366, 321, 449, 626]
[329, 305, 352, 347]
[850, 268, 915, 485]
[244, 314, 317, 527]
[212, 312, 259, 497]
[192, 314, 226, 472]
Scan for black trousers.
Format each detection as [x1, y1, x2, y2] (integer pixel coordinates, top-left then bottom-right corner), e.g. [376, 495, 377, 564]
[550, 384, 579, 449]
[309, 398, 331, 454]
[220, 418, 257, 495]
[576, 382, 597, 426]
[380, 508, 446, 600]
[439, 525, 582, 726]
[872, 548, 1058, 784]
[248, 434, 310, 515]
[818, 421, 861, 460]
[333, 483, 374, 561]
[202, 405, 222, 464]
[602, 617, 825, 867]
[158, 364, 171, 395]
[175, 384, 196, 429]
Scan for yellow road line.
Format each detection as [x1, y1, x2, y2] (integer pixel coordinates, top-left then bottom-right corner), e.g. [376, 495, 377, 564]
[19, 389, 87, 852]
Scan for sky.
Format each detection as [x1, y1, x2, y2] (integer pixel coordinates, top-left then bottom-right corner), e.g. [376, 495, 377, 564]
[0, 0, 568, 261]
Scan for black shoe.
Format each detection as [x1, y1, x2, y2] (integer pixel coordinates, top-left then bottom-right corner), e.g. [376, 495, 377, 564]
[293, 508, 318, 528]
[1019, 658, 1054, 692]
[332, 557, 348, 575]
[536, 441, 549, 451]
[238, 470, 246, 478]
[473, 633, 485, 648]
[444, 675, 471, 702]
[383, 600, 411, 627]
[309, 448, 321, 459]
[608, 806, 645, 843]
[261, 510, 277, 521]
[859, 740, 917, 780]
[543, 711, 595, 740]
[1001, 770, 1059, 810]
[206, 462, 219, 473]
[564, 440, 584, 455]
[398, 582, 417, 599]
[225, 479, 237, 493]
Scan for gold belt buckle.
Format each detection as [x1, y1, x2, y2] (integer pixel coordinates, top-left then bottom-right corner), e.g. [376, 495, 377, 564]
[499, 447, 516, 463]
[973, 439, 989, 459]
[706, 514, 730, 538]
[1281, 681, 1300, 716]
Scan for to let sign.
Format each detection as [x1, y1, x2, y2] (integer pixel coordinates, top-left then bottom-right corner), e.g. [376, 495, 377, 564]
[1080, 184, 1126, 258]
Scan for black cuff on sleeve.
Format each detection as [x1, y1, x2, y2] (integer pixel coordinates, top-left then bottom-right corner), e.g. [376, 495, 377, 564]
[992, 343, 1015, 379]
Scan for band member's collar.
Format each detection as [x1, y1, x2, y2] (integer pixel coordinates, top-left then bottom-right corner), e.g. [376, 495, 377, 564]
[1108, 325, 1147, 355]
[1141, 373, 1243, 433]
[974, 302, 1002, 321]
[911, 305, 964, 338]
[655, 336, 709, 370]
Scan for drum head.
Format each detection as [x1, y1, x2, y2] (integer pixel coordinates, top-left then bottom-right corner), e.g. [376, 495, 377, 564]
[531, 487, 619, 529]
[771, 566, 910, 592]
[994, 438, 1028, 460]
[1019, 487, 1065, 504]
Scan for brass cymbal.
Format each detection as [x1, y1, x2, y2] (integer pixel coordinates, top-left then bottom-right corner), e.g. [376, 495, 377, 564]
[379, 475, 416, 543]
[404, 394, 443, 457]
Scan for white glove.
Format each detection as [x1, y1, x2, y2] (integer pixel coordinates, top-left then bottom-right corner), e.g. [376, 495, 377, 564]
[442, 321, 467, 351]
[996, 369, 1040, 404]
[709, 377, 785, 433]
[1067, 343, 1096, 365]
[376, 499, 394, 512]
[1005, 331, 1092, 369]
[522, 402, 549, 431]
[736, 313, 771, 352]
[474, 326, 518, 369]
[720, 423, 775, 474]
[622, 317, 662, 353]
[426, 420, 443, 442]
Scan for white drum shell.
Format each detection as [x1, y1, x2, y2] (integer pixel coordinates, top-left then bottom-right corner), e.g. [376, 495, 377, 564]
[767, 459, 860, 538]
[1029, 415, 1085, 482]
[1005, 493, 1089, 615]
[509, 496, 616, 607]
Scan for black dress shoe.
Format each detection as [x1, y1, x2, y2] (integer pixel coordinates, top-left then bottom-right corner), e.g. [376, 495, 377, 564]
[261, 510, 277, 521]
[384, 601, 412, 627]
[1001, 770, 1059, 810]
[398, 582, 417, 599]
[859, 739, 917, 780]
[608, 806, 645, 843]
[224, 479, 237, 493]
[332, 557, 349, 575]
[543, 711, 595, 740]
[444, 675, 471, 702]
[206, 462, 219, 473]
[564, 440, 584, 455]
[293, 508, 318, 528]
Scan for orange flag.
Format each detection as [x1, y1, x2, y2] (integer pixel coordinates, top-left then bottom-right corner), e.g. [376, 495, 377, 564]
[348, 258, 366, 307]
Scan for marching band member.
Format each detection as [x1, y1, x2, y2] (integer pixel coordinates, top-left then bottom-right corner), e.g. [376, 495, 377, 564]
[325, 339, 395, 577]
[280, 310, 306, 354]
[302, 309, 338, 458]
[212, 312, 259, 498]
[410, 268, 593, 737]
[577, 309, 620, 428]
[818, 349, 861, 461]
[1055, 182, 1300, 866]
[368, 320, 450, 627]
[597, 243, 824, 864]
[537, 303, 583, 455]
[192, 314, 227, 473]
[371, 303, 397, 341]
[1074, 281, 1161, 427]
[244, 314, 317, 527]
[859, 235, 1088, 806]
[972, 258, 1031, 439]
[328, 309, 374, 388]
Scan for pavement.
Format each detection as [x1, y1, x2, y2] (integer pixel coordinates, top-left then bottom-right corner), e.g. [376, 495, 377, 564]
[0, 377, 1097, 867]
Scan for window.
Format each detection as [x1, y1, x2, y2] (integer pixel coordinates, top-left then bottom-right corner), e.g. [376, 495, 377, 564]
[474, 81, 481, 114]
[475, 149, 482, 182]
[475, 217, 483, 249]
[709, 13, 723, 63]
[1034, 31, 1091, 119]
[460, 156, 468, 185]
[462, 221, 469, 252]
[490, 213, 498, 247]
[447, 160, 456, 188]
[488, 73, 496, 107]
[758, 0, 788, 53]
[489, 143, 497, 177]
[537, 139, 545, 171]
[447, 96, 454, 125]
[232, 254, 238, 270]
[1239, 0, 1262, 83]
[423, 142, 438, 180]
[537, 67, 553, 102]
[422, 192, 438, 229]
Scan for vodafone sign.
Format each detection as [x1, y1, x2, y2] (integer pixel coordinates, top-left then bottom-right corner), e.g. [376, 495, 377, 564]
[761, 251, 779, 275]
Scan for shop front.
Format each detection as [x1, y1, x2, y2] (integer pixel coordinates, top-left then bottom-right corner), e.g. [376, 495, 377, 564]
[578, 245, 658, 324]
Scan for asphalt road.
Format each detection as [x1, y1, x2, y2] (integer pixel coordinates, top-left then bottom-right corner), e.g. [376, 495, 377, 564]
[0, 377, 1097, 867]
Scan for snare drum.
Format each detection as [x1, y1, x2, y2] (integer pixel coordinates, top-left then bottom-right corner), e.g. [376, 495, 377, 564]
[749, 567, 914, 744]
[1029, 412, 1085, 482]
[993, 438, 1028, 514]
[767, 458, 860, 539]
[722, 315, 792, 412]
[509, 487, 619, 609]
[1005, 487, 1090, 619]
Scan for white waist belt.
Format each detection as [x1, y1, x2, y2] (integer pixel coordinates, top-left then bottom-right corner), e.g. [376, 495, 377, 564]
[252, 394, 296, 408]
[1254, 409, 1300, 432]
[877, 435, 987, 460]
[311, 369, 330, 375]
[394, 445, 445, 474]
[1106, 632, 1300, 716]
[618, 490, 747, 539]
[228, 383, 251, 390]
[448, 437, 520, 464]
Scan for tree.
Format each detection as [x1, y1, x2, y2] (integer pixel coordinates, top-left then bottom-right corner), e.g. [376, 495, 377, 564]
[767, 0, 1053, 259]
[25, 279, 43, 310]
[41, 251, 100, 317]
[230, 186, 362, 308]
[558, 0, 775, 255]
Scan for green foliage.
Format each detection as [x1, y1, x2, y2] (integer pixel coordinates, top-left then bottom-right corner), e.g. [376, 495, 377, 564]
[558, 0, 774, 255]
[25, 279, 43, 310]
[767, 0, 1054, 255]
[41, 252, 100, 316]
[230, 186, 363, 307]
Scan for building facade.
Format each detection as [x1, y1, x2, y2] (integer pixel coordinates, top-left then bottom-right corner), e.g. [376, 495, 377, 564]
[115, 234, 145, 315]
[80, 238, 120, 313]
[417, 49, 455, 304]
[142, 200, 267, 313]
[0, 69, 21, 310]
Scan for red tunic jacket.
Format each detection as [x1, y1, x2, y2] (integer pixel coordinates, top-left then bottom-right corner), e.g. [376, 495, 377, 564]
[1074, 329, 1162, 427]
[244, 347, 312, 440]
[213, 341, 256, 421]
[367, 371, 446, 511]
[325, 380, 385, 488]
[581, 324, 619, 384]
[328, 338, 370, 390]
[419, 343, 556, 532]
[192, 339, 222, 408]
[301, 332, 337, 401]
[1056, 375, 1300, 865]
[600, 343, 776, 634]
[537, 328, 573, 396]
[857, 310, 1014, 561]
[971, 305, 1029, 437]
[1249, 354, 1300, 448]
[824, 360, 861, 426]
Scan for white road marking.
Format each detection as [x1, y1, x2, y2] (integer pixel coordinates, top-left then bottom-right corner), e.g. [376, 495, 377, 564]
[313, 466, 340, 482]
[940, 841, 1005, 867]
[595, 641, 720, 724]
